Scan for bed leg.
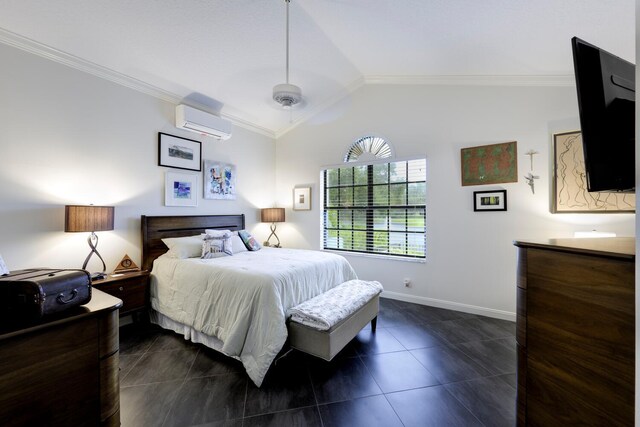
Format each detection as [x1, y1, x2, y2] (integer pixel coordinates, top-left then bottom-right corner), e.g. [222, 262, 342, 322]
[371, 316, 377, 332]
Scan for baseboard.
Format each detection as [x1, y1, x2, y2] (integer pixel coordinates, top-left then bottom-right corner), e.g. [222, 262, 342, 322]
[381, 291, 516, 322]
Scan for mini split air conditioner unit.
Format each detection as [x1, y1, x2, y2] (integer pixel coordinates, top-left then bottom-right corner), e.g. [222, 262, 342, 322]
[175, 104, 232, 140]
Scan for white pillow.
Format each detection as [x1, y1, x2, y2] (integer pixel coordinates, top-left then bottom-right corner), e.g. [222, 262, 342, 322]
[202, 231, 233, 259]
[205, 229, 234, 236]
[161, 235, 204, 259]
[231, 235, 247, 253]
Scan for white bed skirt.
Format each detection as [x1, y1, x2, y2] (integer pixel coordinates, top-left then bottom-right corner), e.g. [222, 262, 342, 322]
[149, 309, 242, 363]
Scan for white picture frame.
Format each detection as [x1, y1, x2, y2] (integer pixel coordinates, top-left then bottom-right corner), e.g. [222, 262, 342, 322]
[293, 187, 311, 210]
[165, 171, 198, 207]
[203, 161, 237, 200]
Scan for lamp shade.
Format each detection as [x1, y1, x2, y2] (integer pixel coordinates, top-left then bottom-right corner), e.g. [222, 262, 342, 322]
[65, 205, 114, 232]
[261, 207, 285, 223]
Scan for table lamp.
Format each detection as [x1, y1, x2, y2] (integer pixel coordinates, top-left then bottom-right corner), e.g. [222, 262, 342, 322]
[261, 207, 285, 248]
[65, 205, 114, 280]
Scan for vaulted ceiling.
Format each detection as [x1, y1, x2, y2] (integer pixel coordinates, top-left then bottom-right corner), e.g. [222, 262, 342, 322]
[0, 0, 634, 137]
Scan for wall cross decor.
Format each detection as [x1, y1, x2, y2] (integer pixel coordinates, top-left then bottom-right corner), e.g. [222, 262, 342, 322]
[524, 149, 539, 194]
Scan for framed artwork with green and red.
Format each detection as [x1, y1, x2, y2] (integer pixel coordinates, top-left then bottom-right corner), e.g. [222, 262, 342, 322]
[461, 141, 517, 186]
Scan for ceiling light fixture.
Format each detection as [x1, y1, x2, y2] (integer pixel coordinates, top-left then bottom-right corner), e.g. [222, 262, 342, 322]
[273, 0, 302, 109]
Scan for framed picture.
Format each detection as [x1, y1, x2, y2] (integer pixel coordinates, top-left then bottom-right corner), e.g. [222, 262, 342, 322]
[293, 187, 311, 210]
[552, 131, 635, 213]
[165, 171, 198, 207]
[203, 160, 236, 200]
[461, 141, 517, 186]
[158, 132, 202, 172]
[474, 190, 507, 212]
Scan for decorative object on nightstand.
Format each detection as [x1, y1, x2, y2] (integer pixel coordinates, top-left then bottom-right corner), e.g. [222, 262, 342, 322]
[261, 207, 285, 248]
[114, 254, 140, 273]
[64, 205, 114, 281]
[91, 270, 150, 318]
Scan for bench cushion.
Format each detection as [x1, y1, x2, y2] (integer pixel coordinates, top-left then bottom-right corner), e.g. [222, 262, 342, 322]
[288, 279, 383, 331]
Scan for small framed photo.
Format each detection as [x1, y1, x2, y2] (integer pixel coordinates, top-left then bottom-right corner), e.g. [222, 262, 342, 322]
[293, 187, 311, 210]
[473, 190, 507, 212]
[165, 171, 198, 207]
[158, 132, 202, 172]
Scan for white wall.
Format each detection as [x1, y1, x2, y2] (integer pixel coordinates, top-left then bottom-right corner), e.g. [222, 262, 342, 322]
[0, 43, 275, 272]
[275, 84, 635, 319]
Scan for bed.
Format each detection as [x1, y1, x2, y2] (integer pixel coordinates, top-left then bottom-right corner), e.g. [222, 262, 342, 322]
[141, 214, 357, 386]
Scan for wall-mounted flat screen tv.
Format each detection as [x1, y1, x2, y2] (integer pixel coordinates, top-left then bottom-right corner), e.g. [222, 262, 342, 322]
[571, 36, 635, 192]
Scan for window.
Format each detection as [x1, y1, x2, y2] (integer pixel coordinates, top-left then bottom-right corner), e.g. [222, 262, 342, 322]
[322, 158, 426, 259]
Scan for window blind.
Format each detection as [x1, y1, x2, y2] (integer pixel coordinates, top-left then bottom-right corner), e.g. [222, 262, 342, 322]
[322, 158, 426, 259]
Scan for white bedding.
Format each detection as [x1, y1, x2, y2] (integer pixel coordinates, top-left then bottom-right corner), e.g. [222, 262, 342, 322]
[150, 247, 357, 386]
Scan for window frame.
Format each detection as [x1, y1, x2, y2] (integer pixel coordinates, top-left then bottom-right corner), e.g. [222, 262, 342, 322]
[321, 156, 427, 261]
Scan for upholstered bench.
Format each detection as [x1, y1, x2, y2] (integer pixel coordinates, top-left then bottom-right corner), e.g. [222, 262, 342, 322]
[286, 279, 382, 361]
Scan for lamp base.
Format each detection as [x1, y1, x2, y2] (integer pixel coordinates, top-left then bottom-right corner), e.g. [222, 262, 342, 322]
[82, 232, 107, 279]
[264, 223, 281, 248]
[90, 272, 106, 281]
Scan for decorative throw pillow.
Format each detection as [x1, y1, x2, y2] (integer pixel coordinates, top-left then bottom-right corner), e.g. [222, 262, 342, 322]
[161, 235, 204, 259]
[231, 235, 248, 253]
[238, 230, 261, 251]
[201, 231, 233, 259]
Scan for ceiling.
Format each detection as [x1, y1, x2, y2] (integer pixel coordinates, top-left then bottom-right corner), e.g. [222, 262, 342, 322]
[0, 0, 635, 138]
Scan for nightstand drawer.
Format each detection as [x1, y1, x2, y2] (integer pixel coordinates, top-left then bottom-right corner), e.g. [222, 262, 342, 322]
[93, 272, 149, 315]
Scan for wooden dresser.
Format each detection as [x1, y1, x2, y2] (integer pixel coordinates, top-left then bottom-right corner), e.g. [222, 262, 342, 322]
[0, 289, 122, 426]
[514, 238, 634, 426]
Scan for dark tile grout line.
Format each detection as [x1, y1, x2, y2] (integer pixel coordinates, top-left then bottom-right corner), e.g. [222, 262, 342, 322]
[240, 372, 248, 427]
[357, 349, 407, 427]
[242, 404, 320, 424]
[119, 332, 160, 385]
[306, 361, 326, 427]
[160, 345, 200, 427]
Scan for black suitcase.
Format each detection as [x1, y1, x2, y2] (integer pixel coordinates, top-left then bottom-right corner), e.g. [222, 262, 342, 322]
[0, 269, 92, 322]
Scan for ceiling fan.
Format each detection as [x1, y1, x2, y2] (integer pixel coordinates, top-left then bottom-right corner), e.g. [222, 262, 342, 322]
[272, 0, 303, 109]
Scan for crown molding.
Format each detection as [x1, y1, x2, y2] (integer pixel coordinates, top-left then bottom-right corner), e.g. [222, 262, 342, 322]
[1, 27, 576, 141]
[364, 74, 575, 86]
[0, 28, 276, 139]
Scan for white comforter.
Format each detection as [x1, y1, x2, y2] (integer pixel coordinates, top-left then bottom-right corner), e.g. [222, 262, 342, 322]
[150, 247, 357, 386]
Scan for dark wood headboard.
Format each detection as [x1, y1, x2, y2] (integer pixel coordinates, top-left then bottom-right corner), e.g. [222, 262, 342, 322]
[141, 214, 246, 271]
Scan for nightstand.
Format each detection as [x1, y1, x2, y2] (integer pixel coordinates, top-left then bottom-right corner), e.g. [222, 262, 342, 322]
[92, 270, 150, 317]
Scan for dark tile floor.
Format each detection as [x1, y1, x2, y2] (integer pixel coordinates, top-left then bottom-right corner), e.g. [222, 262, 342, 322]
[119, 298, 517, 427]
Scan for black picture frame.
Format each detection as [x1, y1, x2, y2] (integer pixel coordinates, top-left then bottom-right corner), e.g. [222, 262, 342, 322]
[158, 132, 202, 172]
[473, 190, 507, 212]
